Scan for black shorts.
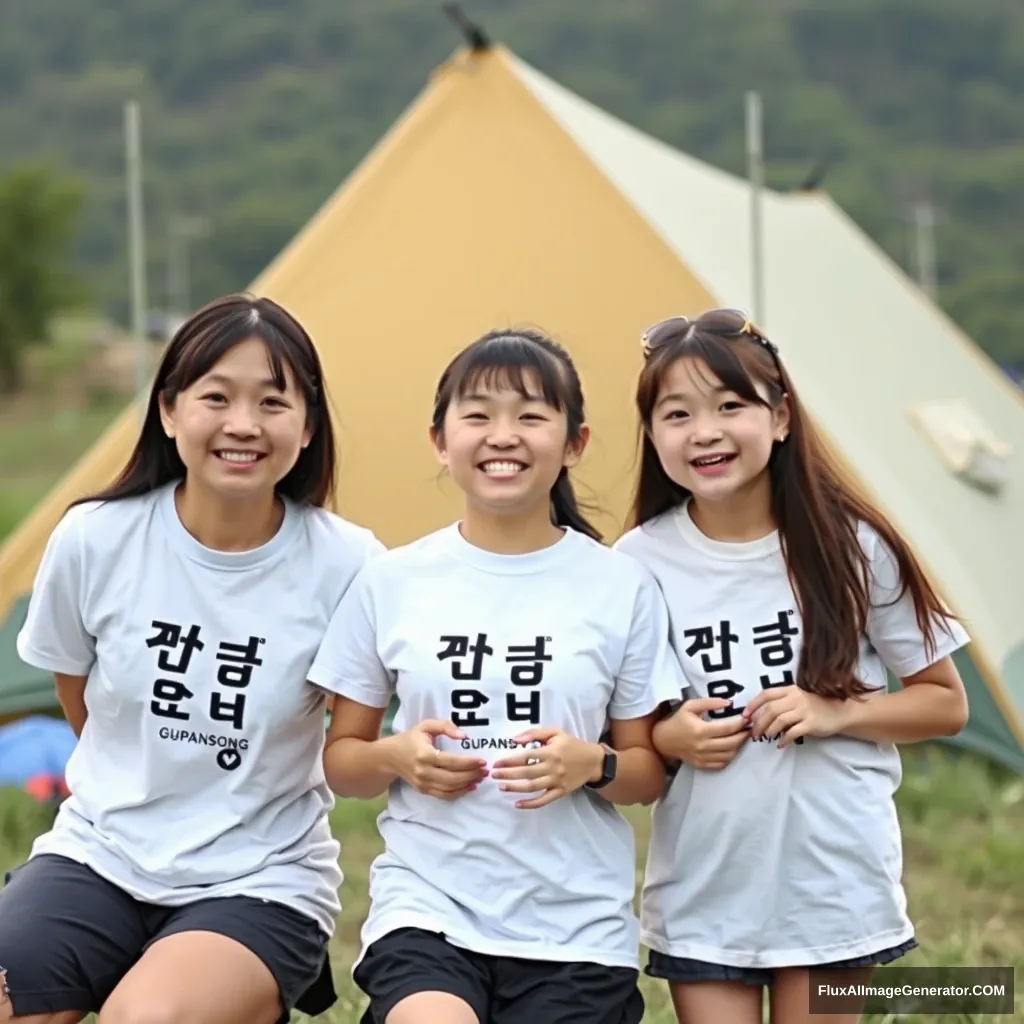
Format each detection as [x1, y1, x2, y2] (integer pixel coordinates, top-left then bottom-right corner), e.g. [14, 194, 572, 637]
[0, 854, 337, 1023]
[645, 937, 918, 986]
[353, 926, 644, 1024]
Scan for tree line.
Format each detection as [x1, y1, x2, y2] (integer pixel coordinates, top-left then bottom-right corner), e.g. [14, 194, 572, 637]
[0, 0, 1022, 383]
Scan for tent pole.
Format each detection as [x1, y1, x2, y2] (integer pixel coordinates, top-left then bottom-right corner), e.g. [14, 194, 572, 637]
[745, 90, 764, 325]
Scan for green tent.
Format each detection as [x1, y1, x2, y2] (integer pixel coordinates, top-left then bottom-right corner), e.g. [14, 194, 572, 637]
[0, 597, 62, 721]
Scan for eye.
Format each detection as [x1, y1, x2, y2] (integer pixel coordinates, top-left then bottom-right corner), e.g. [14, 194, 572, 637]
[462, 412, 488, 421]
[664, 409, 689, 421]
[262, 396, 289, 408]
[521, 412, 548, 422]
[720, 400, 745, 412]
[200, 392, 227, 404]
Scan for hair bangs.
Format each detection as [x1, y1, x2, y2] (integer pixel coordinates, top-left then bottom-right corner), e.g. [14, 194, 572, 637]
[163, 308, 318, 408]
[448, 334, 569, 412]
[681, 331, 772, 407]
[256, 319, 304, 393]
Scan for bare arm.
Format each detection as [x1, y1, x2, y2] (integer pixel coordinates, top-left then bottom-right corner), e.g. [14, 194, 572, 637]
[54, 673, 88, 738]
[588, 712, 668, 806]
[491, 711, 669, 809]
[837, 656, 968, 744]
[322, 695, 488, 801]
[746, 656, 969, 748]
[322, 696, 399, 799]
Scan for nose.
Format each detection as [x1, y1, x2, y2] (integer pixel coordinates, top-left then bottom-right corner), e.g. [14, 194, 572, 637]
[485, 417, 520, 448]
[690, 412, 723, 445]
[223, 402, 261, 438]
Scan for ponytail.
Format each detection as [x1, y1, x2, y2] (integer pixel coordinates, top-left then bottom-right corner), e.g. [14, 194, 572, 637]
[550, 468, 602, 542]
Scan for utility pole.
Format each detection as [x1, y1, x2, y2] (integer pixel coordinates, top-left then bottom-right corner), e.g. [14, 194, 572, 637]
[745, 90, 765, 325]
[166, 215, 209, 335]
[912, 199, 938, 300]
[124, 100, 148, 408]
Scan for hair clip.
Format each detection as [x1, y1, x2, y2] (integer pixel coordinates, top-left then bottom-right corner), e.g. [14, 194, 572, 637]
[640, 325, 659, 359]
[740, 317, 780, 356]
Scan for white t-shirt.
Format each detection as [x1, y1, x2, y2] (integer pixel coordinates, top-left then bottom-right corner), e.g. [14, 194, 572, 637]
[308, 523, 687, 969]
[614, 504, 969, 968]
[16, 480, 384, 937]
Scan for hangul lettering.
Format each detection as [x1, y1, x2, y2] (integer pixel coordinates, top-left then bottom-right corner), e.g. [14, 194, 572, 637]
[210, 691, 246, 730]
[451, 689, 490, 728]
[437, 633, 493, 681]
[506, 690, 541, 724]
[505, 636, 552, 686]
[146, 621, 204, 673]
[215, 636, 264, 688]
[706, 678, 744, 719]
[150, 678, 194, 720]
[752, 610, 799, 666]
[682, 621, 739, 673]
[759, 670, 795, 690]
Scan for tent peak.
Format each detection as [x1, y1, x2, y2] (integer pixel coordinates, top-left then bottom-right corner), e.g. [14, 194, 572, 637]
[442, 4, 493, 52]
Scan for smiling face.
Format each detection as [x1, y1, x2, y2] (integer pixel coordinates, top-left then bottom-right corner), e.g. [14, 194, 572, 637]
[648, 355, 789, 507]
[432, 368, 586, 519]
[158, 337, 312, 502]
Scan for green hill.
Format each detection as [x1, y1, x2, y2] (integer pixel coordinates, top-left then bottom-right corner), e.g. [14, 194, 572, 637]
[1, 0, 1022, 370]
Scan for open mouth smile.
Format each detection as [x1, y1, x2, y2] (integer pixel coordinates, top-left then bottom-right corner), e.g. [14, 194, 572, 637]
[478, 459, 528, 477]
[215, 450, 267, 466]
[690, 453, 737, 474]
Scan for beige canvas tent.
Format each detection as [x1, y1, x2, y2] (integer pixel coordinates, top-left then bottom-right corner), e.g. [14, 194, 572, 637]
[2, 41, 1023, 769]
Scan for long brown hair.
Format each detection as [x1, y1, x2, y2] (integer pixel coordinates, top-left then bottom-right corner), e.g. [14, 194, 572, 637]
[629, 309, 956, 699]
[70, 293, 336, 510]
[432, 328, 602, 542]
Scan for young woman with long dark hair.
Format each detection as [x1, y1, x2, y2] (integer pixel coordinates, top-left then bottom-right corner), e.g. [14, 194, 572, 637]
[0, 294, 382, 1024]
[615, 308, 970, 1024]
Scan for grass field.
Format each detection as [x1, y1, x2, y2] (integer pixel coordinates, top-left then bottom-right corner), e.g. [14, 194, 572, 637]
[0, 743, 1020, 1023]
[0, 322, 131, 540]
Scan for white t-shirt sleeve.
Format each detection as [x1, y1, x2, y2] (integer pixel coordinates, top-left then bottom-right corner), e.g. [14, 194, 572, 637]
[307, 567, 393, 708]
[863, 527, 969, 678]
[16, 508, 96, 675]
[609, 567, 690, 720]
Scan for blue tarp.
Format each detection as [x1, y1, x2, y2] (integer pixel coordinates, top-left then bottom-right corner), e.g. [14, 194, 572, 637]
[0, 715, 77, 787]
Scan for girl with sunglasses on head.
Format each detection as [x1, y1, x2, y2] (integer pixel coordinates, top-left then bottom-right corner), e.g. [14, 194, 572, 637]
[614, 309, 970, 1024]
[1, 295, 383, 1024]
[307, 328, 686, 1024]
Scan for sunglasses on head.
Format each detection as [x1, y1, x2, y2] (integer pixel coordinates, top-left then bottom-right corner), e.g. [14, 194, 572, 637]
[640, 308, 780, 361]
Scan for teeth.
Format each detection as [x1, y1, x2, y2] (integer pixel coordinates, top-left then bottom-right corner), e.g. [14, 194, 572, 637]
[218, 451, 260, 463]
[481, 460, 525, 475]
[694, 455, 730, 466]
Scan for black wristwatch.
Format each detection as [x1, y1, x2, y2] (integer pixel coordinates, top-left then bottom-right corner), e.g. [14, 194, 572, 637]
[585, 744, 617, 790]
